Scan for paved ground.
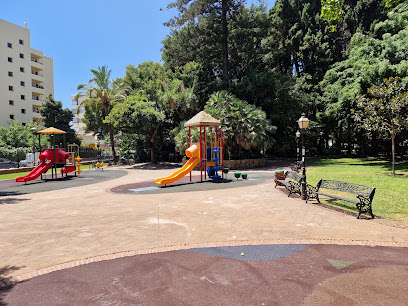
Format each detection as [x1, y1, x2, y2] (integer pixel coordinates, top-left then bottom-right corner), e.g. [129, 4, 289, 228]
[2, 244, 408, 305]
[1, 162, 408, 304]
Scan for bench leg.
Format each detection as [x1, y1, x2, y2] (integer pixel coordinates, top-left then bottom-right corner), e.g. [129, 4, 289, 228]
[356, 198, 374, 219]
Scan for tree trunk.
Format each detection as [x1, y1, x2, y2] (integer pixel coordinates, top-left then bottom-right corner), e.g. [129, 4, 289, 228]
[221, 0, 229, 82]
[150, 146, 156, 164]
[391, 132, 395, 176]
[104, 104, 116, 161]
[109, 125, 116, 160]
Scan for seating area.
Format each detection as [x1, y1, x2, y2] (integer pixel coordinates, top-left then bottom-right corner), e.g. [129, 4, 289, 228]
[275, 171, 376, 219]
[274, 170, 302, 197]
[306, 179, 376, 219]
[290, 161, 302, 172]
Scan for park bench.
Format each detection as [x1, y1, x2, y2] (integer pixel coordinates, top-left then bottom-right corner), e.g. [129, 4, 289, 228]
[306, 179, 376, 219]
[275, 170, 302, 197]
[290, 161, 303, 172]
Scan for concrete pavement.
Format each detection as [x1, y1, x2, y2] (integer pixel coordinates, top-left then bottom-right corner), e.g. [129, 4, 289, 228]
[0, 163, 407, 284]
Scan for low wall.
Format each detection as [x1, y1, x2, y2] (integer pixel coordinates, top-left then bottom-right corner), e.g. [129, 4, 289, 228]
[0, 161, 95, 176]
[182, 158, 266, 170]
[223, 158, 266, 170]
[0, 167, 34, 175]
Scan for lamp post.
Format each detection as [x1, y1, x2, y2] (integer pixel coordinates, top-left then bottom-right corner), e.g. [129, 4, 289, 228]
[297, 114, 310, 200]
[31, 127, 37, 165]
[97, 140, 101, 162]
[296, 130, 301, 161]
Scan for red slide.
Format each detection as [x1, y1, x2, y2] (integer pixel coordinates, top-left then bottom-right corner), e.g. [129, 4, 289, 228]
[16, 148, 69, 183]
[16, 161, 53, 182]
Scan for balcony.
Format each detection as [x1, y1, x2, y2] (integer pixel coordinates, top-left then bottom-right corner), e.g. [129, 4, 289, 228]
[31, 70, 44, 79]
[32, 105, 41, 114]
[32, 97, 44, 103]
[31, 57, 43, 65]
[32, 83, 44, 90]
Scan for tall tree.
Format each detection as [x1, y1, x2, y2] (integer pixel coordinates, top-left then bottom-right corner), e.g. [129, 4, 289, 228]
[321, 0, 400, 24]
[204, 90, 276, 158]
[320, 1, 408, 153]
[77, 66, 121, 159]
[39, 95, 80, 146]
[104, 93, 166, 163]
[164, 0, 246, 82]
[353, 77, 408, 175]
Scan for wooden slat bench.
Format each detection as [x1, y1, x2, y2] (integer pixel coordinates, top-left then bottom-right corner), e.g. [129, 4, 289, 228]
[306, 179, 376, 219]
[290, 161, 303, 172]
[275, 170, 302, 197]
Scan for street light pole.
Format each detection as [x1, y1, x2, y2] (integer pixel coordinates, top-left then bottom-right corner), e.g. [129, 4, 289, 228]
[31, 127, 37, 166]
[297, 114, 310, 201]
[296, 131, 301, 162]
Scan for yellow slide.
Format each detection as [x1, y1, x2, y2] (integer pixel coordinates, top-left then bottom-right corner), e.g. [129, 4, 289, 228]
[155, 144, 200, 185]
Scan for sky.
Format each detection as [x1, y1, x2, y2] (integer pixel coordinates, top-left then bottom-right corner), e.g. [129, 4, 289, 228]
[3, 0, 275, 109]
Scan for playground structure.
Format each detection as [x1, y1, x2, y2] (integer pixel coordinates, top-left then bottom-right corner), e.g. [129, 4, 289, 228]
[155, 111, 224, 186]
[16, 127, 80, 183]
[61, 144, 82, 175]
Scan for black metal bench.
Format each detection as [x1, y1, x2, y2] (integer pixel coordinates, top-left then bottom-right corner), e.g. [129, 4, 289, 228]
[275, 170, 302, 197]
[290, 161, 303, 172]
[306, 180, 376, 219]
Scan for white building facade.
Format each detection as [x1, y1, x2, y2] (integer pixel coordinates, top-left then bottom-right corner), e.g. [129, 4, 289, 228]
[0, 19, 54, 128]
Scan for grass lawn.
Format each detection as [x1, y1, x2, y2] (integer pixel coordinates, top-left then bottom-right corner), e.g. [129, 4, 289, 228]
[306, 157, 408, 222]
[0, 165, 94, 181]
[0, 171, 31, 181]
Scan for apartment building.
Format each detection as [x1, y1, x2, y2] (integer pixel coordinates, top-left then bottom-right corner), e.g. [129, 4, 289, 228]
[0, 19, 54, 128]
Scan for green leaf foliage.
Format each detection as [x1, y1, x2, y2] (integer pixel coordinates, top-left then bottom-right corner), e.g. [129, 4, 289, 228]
[77, 66, 122, 158]
[204, 91, 276, 158]
[105, 93, 166, 163]
[0, 121, 49, 162]
[39, 95, 80, 146]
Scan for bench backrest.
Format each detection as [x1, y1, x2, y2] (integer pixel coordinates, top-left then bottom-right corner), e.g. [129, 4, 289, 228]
[285, 171, 302, 182]
[318, 179, 375, 199]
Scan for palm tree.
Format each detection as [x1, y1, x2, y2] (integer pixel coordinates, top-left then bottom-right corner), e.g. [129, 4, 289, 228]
[161, 79, 198, 120]
[205, 90, 276, 157]
[77, 66, 122, 160]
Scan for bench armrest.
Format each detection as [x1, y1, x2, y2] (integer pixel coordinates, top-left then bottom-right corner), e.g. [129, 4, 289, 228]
[306, 183, 318, 194]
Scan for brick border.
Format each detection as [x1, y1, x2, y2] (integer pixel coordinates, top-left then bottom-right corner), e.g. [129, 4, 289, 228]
[1, 238, 407, 289]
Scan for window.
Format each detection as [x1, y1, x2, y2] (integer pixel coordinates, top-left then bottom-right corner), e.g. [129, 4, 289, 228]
[19, 39, 24, 45]
[72, 118, 79, 123]
[20, 81, 25, 87]
[19, 53, 24, 59]
[20, 67, 24, 73]
[9, 86, 13, 91]
[9, 115, 14, 120]
[80, 109, 85, 113]
[21, 109, 26, 114]
[32, 106, 37, 112]
[21, 95, 25, 100]
[7, 42, 12, 48]
[8, 71, 13, 77]
[22, 123, 26, 126]
[9, 100, 14, 106]
[8, 57, 13, 63]
[72, 109, 77, 114]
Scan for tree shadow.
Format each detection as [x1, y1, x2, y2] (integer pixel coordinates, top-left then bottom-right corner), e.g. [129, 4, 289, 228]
[0, 265, 23, 306]
[310, 198, 379, 220]
[307, 157, 408, 173]
[0, 191, 27, 200]
[0, 197, 29, 205]
[129, 162, 182, 170]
